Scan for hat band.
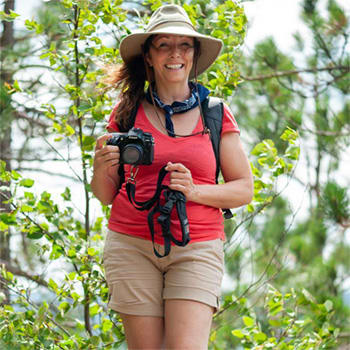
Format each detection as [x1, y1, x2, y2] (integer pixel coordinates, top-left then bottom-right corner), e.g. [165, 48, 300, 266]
[147, 20, 195, 33]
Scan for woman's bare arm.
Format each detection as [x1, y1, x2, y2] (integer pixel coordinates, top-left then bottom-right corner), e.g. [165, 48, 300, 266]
[91, 134, 121, 205]
[166, 132, 254, 209]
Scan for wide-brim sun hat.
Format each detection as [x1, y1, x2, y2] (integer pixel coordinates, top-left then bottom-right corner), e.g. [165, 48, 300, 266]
[119, 4, 223, 79]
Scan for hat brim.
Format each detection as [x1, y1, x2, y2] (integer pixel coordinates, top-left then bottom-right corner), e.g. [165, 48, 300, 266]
[119, 26, 222, 79]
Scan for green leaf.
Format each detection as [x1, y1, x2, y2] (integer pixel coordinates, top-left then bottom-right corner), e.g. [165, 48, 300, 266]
[254, 332, 267, 343]
[0, 10, 20, 21]
[101, 318, 113, 333]
[2, 270, 14, 281]
[87, 247, 97, 256]
[232, 329, 245, 338]
[280, 127, 298, 143]
[50, 243, 64, 260]
[0, 221, 8, 231]
[61, 187, 71, 201]
[269, 319, 282, 327]
[82, 135, 95, 147]
[48, 278, 58, 292]
[19, 178, 34, 188]
[27, 226, 45, 239]
[324, 300, 333, 312]
[58, 301, 70, 315]
[65, 123, 75, 136]
[68, 272, 76, 280]
[0, 213, 17, 225]
[20, 204, 33, 212]
[24, 19, 43, 33]
[90, 336, 100, 346]
[11, 169, 21, 180]
[89, 303, 101, 317]
[36, 302, 48, 323]
[13, 80, 22, 92]
[301, 288, 316, 304]
[243, 316, 255, 327]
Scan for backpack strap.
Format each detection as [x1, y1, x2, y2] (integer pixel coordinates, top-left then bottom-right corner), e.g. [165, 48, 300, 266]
[202, 97, 233, 220]
[118, 105, 138, 132]
[201, 97, 223, 183]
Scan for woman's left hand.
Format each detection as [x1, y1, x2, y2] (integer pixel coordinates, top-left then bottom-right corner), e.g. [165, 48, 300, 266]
[165, 162, 198, 202]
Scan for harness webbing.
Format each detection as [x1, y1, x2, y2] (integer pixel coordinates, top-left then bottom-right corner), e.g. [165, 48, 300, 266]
[126, 166, 190, 258]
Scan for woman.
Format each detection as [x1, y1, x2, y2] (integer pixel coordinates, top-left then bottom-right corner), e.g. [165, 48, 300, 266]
[91, 4, 253, 350]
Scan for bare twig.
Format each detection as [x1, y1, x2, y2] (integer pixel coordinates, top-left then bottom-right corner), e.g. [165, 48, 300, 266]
[0, 259, 48, 288]
[241, 65, 349, 81]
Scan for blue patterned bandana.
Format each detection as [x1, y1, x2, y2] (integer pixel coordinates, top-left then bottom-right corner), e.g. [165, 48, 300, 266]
[145, 82, 210, 137]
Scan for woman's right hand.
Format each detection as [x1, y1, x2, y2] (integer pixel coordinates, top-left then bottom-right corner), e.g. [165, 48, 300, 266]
[93, 134, 120, 180]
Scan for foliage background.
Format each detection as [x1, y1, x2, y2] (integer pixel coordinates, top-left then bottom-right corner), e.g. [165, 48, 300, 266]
[0, 0, 349, 349]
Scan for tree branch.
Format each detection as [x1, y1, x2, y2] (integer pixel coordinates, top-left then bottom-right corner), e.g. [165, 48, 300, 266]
[241, 65, 349, 81]
[300, 126, 350, 137]
[15, 111, 50, 129]
[15, 167, 81, 182]
[0, 259, 48, 288]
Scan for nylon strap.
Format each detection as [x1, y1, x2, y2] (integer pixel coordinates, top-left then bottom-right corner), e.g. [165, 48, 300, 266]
[126, 165, 190, 258]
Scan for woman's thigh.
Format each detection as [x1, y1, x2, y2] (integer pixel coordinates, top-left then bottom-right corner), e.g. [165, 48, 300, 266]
[120, 313, 164, 350]
[164, 299, 214, 350]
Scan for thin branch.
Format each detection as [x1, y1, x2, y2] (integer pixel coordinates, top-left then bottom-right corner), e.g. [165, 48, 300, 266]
[299, 126, 350, 137]
[43, 137, 83, 183]
[241, 65, 349, 81]
[16, 64, 57, 71]
[1, 156, 79, 162]
[72, 4, 92, 337]
[15, 167, 81, 182]
[15, 111, 50, 129]
[0, 259, 48, 288]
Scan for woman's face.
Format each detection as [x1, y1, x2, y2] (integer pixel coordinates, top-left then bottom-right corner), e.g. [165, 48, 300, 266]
[146, 34, 195, 85]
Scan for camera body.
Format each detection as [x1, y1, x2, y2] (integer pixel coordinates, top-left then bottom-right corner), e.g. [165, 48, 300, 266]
[106, 128, 154, 165]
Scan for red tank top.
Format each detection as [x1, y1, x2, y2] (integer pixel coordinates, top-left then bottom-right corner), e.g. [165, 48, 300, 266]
[106, 102, 239, 244]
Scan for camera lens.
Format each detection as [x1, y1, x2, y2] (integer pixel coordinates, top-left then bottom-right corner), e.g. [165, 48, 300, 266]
[122, 144, 143, 165]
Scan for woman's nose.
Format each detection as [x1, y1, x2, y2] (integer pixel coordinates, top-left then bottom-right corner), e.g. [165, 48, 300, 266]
[169, 43, 182, 56]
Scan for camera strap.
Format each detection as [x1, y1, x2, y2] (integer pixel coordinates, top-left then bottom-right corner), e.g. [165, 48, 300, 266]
[126, 165, 190, 258]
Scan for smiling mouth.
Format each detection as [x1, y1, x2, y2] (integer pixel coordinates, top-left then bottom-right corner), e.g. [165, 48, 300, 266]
[165, 64, 184, 70]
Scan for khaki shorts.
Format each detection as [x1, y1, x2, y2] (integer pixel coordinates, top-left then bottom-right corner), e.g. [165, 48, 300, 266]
[103, 230, 224, 317]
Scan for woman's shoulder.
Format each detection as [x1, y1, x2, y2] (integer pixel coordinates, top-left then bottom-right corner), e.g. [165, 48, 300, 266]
[221, 102, 240, 135]
[106, 102, 121, 132]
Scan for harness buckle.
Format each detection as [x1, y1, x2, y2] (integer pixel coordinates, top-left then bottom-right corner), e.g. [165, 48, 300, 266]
[159, 201, 173, 215]
[127, 165, 139, 184]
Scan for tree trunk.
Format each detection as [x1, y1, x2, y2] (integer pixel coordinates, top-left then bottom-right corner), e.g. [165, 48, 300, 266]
[0, 0, 15, 305]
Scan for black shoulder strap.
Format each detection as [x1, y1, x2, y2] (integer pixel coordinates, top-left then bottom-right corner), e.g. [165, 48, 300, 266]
[202, 97, 233, 220]
[201, 97, 223, 183]
[118, 104, 139, 132]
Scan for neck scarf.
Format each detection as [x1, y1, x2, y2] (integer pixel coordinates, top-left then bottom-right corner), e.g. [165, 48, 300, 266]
[145, 82, 210, 137]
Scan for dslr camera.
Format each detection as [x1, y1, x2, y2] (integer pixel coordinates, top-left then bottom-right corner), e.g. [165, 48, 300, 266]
[106, 128, 154, 165]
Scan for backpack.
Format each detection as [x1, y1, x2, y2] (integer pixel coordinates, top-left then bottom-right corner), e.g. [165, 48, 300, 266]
[117, 96, 233, 219]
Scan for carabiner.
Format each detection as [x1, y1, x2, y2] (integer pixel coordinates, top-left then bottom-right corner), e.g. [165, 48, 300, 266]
[127, 165, 139, 184]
